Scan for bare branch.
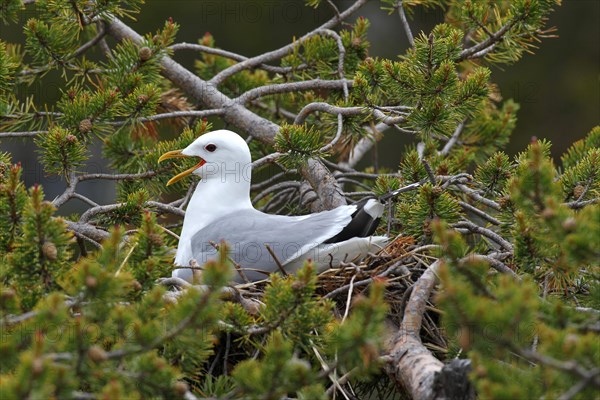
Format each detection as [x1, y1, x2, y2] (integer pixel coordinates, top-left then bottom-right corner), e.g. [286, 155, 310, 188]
[453, 220, 514, 252]
[566, 197, 599, 209]
[459, 20, 514, 61]
[109, 109, 225, 126]
[234, 79, 352, 105]
[169, 43, 303, 75]
[0, 130, 47, 138]
[315, 28, 349, 101]
[462, 254, 518, 278]
[397, 1, 415, 47]
[320, 114, 344, 153]
[439, 120, 466, 156]
[251, 152, 284, 170]
[386, 260, 446, 398]
[78, 170, 158, 182]
[70, 23, 107, 58]
[295, 102, 365, 125]
[342, 122, 389, 169]
[53, 170, 159, 208]
[458, 200, 501, 225]
[454, 183, 502, 211]
[65, 221, 109, 243]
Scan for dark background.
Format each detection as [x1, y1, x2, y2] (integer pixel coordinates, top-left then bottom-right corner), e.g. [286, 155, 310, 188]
[1, 0, 598, 212]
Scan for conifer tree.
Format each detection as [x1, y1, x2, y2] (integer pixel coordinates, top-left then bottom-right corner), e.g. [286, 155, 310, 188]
[1, 0, 598, 399]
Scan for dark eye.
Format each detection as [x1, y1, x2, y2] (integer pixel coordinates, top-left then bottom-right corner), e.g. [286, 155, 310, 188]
[205, 144, 217, 152]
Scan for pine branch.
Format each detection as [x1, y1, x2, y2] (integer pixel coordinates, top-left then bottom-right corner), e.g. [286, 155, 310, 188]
[209, 0, 369, 85]
[458, 20, 514, 61]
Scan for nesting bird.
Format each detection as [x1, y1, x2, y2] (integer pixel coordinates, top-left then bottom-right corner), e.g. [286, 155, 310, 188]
[159, 130, 387, 282]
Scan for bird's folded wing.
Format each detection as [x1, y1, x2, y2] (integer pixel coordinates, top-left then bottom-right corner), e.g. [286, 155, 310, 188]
[189, 206, 356, 280]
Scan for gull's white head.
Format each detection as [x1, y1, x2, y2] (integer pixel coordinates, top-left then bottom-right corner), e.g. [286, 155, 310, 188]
[158, 129, 251, 186]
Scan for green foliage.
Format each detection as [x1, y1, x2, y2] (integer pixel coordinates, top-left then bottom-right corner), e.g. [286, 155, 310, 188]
[561, 125, 600, 169]
[5, 185, 72, 308]
[460, 99, 520, 163]
[474, 151, 512, 197]
[275, 123, 326, 168]
[259, 264, 333, 346]
[373, 174, 401, 197]
[0, 0, 22, 23]
[0, 162, 27, 252]
[447, 0, 561, 65]
[233, 331, 324, 399]
[352, 25, 492, 140]
[24, 17, 79, 66]
[328, 280, 389, 375]
[282, 17, 370, 82]
[0, 40, 17, 94]
[397, 183, 463, 241]
[126, 212, 175, 293]
[35, 125, 88, 178]
[561, 148, 600, 202]
[436, 222, 599, 400]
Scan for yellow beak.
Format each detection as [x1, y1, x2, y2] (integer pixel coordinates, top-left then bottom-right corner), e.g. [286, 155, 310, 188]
[158, 149, 206, 186]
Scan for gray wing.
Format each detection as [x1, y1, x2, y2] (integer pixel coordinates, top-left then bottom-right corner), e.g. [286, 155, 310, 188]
[190, 206, 356, 281]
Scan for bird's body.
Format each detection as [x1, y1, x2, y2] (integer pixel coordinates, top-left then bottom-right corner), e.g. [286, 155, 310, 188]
[160, 130, 387, 283]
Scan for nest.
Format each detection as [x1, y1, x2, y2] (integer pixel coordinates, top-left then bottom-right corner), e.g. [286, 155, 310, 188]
[161, 235, 449, 360]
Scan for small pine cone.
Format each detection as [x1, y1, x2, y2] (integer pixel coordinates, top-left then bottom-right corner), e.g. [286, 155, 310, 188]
[573, 184, 585, 199]
[138, 46, 152, 61]
[498, 196, 511, 208]
[148, 233, 163, 246]
[291, 280, 305, 291]
[79, 118, 92, 134]
[65, 134, 77, 144]
[351, 37, 361, 47]
[563, 333, 578, 351]
[32, 358, 44, 376]
[85, 275, 98, 288]
[173, 381, 189, 396]
[541, 207, 555, 220]
[422, 218, 433, 236]
[474, 365, 487, 378]
[432, 186, 443, 196]
[42, 241, 58, 261]
[562, 217, 577, 232]
[137, 94, 149, 104]
[88, 345, 108, 363]
[240, 297, 260, 315]
[130, 280, 142, 291]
